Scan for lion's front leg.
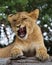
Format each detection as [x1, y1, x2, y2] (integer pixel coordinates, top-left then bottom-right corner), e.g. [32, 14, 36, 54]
[36, 46, 49, 61]
[10, 46, 23, 58]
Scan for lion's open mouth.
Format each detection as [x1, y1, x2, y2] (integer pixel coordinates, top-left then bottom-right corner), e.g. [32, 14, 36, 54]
[17, 27, 26, 38]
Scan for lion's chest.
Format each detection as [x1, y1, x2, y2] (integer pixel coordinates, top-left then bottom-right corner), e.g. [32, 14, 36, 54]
[22, 42, 36, 56]
[17, 40, 36, 51]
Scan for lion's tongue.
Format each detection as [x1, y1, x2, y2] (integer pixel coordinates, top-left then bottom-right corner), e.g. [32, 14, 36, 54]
[19, 28, 25, 35]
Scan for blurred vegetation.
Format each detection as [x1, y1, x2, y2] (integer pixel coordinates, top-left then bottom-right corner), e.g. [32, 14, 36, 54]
[0, 0, 52, 54]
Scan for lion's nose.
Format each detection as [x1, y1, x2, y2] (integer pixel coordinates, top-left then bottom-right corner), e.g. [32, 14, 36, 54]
[17, 25, 21, 28]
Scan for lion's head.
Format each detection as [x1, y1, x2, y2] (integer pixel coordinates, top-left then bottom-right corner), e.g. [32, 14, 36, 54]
[8, 9, 39, 40]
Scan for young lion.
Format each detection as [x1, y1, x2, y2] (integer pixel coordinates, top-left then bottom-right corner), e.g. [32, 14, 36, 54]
[0, 9, 49, 61]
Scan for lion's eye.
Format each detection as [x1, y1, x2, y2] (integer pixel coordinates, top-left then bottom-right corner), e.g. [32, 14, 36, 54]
[22, 18, 27, 21]
[12, 19, 17, 25]
[13, 19, 17, 22]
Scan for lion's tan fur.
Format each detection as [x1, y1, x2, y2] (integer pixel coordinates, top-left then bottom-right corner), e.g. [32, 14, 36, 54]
[0, 9, 49, 60]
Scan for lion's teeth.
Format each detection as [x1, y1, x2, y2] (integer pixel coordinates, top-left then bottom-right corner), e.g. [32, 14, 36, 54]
[20, 34, 24, 36]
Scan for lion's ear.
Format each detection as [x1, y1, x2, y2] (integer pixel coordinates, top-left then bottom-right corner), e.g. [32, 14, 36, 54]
[8, 14, 15, 23]
[8, 13, 19, 24]
[28, 9, 39, 19]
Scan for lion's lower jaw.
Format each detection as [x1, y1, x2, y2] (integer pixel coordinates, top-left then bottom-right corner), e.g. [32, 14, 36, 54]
[17, 34, 28, 40]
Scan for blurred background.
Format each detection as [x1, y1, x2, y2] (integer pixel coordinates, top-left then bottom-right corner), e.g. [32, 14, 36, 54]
[0, 0, 52, 55]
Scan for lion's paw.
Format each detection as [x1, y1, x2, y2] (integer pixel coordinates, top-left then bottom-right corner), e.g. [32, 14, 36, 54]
[11, 47, 23, 58]
[36, 48, 49, 61]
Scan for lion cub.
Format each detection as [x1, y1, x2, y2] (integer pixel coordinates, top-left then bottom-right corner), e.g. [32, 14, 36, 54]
[8, 9, 49, 61]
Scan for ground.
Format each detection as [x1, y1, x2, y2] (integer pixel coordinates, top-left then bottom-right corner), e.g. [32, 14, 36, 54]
[0, 57, 52, 65]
